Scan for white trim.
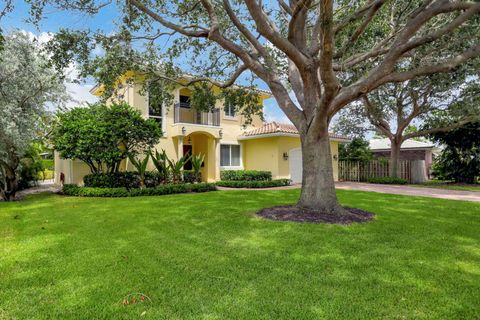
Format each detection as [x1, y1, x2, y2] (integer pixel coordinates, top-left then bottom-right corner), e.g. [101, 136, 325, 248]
[238, 132, 350, 142]
[219, 143, 243, 169]
[219, 140, 240, 145]
[223, 115, 238, 121]
[224, 103, 237, 118]
[171, 123, 221, 130]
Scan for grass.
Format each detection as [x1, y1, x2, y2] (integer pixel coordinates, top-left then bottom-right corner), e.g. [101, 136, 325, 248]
[1, 190, 479, 319]
[410, 180, 480, 192]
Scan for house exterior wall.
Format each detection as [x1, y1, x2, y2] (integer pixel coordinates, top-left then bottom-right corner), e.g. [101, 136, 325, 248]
[55, 74, 341, 185]
[243, 136, 340, 181]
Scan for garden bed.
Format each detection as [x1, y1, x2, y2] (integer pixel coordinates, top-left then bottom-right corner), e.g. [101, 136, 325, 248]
[62, 183, 216, 197]
[216, 179, 290, 188]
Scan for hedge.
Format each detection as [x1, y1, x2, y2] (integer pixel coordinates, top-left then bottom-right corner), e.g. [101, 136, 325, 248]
[216, 179, 290, 188]
[62, 182, 217, 197]
[220, 170, 272, 181]
[83, 172, 174, 188]
[368, 176, 408, 185]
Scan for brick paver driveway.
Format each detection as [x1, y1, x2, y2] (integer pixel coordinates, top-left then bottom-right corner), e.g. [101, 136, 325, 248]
[218, 182, 480, 202]
[335, 182, 480, 202]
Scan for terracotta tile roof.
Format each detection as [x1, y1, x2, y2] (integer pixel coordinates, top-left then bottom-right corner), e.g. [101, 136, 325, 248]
[241, 122, 350, 141]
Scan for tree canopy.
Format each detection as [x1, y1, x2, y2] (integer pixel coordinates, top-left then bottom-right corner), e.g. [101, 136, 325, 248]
[54, 102, 162, 174]
[429, 122, 480, 183]
[0, 31, 66, 200]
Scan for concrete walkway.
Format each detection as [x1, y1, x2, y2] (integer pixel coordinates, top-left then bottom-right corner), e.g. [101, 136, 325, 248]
[218, 182, 480, 202]
[335, 182, 480, 202]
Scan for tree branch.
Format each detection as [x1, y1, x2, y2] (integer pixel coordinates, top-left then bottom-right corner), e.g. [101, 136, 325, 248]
[404, 117, 477, 140]
[382, 45, 480, 83]
[243, 0, 310, 69]
[128, 0, 210, 38]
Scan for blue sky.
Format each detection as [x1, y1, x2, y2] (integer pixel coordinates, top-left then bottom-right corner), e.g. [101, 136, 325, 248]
[2, 1, 289, 122]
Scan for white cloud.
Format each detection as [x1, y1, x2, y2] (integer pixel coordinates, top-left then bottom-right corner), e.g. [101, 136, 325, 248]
[64, 81, 98, 109]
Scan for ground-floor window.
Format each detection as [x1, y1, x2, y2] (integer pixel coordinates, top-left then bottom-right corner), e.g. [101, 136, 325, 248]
[221, 144, 241, 167]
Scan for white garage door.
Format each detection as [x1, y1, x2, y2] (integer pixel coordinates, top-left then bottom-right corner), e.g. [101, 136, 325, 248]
[289, 148, 302, 184]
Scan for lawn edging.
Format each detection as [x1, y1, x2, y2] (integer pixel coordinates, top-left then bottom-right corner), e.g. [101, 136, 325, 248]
[62, 183, 217, 197]
[216, 179, 291, 188]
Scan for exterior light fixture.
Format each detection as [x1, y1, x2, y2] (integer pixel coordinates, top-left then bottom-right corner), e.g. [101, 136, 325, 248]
[181, 126, 186, 136]
[283, 152, 289, 160]
[219, 129, 223, 138]
[333, 154, 338, 161]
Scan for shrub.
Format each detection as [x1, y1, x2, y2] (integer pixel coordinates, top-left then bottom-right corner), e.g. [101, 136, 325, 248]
[216, 179, 290, 188]
[368, 177, 408, 185]
[62, 182, 217, 197]
[83, 172, 139, 188]
[183, 170, 199, 183]
[220, 170, 272, 181]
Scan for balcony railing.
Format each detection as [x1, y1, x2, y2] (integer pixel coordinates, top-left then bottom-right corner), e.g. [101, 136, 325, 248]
[174, 102, 220, 126]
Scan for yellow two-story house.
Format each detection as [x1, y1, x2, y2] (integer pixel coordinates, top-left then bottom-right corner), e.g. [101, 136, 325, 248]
[55, 75, 349, 185]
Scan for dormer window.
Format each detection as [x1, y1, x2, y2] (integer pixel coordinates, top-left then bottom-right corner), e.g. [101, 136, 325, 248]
[225, 103, 236, 118]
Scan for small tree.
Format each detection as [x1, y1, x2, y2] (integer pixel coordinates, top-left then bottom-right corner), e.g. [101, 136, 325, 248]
[53, 102, 162, 173]
[339, 138, 373, 162]
[0, 31, 66, 201]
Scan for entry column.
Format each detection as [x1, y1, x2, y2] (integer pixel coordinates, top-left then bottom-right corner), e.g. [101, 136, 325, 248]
[214, 138, 221, 180]
[176, 135, 184, 160]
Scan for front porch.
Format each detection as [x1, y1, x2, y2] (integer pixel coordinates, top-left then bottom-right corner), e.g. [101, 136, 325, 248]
[174, 129, 222, 182]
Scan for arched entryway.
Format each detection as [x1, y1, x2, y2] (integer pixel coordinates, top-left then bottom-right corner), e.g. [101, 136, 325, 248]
[182, 131, 218, 182]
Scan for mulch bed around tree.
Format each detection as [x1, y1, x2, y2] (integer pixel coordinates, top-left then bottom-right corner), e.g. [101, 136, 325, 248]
[257, 205, 374, 224]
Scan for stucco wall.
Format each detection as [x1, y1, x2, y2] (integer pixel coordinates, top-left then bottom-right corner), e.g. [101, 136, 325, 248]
[243, 137, 280, 175]
[243, 137, 340, 181]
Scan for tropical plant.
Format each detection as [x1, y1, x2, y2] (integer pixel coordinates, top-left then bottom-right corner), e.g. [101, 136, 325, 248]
[190, 153, 205, 183]
[150, 149, 170, 183]
[167, 154, 191, 184]
[128, 153, 150, 189]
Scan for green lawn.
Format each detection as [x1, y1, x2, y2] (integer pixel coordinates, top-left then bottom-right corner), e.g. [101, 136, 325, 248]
[1, 190, 479, 319]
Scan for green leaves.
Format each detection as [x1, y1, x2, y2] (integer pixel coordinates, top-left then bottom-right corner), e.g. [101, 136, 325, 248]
[128, 153, 150, 188]
[189, 83, 217, 112]
[53, 102, 162, 173]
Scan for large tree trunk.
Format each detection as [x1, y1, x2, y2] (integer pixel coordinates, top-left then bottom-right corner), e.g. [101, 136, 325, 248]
[297, 126, 347, 215]
[389, 138, 402, 178]
[0, 165, 18, 201]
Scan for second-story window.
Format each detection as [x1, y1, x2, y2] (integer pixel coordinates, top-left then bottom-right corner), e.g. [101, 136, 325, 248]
[179, 95, 190, 108]
[147, 84, 163, 128]
[224, 103, 236, 118]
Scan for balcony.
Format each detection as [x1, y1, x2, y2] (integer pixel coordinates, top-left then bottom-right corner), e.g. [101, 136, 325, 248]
[174, 102, 220, 126]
